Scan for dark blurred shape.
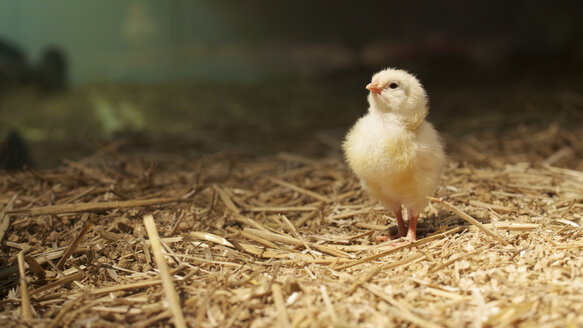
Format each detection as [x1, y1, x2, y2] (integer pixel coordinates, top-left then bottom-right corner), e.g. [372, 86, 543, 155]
[0, 38, 68, 94]
[0, 38, 30, 93]
[36, 46, 68, 92]
[206, 1, 582, 80]
[0, 130, 33, 170]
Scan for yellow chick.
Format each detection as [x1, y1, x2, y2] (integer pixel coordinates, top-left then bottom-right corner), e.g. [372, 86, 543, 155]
[343, 68, 445, 240]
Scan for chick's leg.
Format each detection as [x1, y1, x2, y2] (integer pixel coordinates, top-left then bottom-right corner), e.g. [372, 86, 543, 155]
[391, 206, 407, 239]
[407, 212, 418, 240]
[375, 205, 408, 242]
[361, 180, 407, 241]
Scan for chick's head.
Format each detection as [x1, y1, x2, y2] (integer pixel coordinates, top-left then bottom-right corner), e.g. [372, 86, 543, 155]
[366, 68, 428, 127]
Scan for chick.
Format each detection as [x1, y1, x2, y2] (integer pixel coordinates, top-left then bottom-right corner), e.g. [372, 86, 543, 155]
[343, 68, 445, 240]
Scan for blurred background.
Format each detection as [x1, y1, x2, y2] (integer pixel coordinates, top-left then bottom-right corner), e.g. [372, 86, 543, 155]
[0, 0, 582, 168]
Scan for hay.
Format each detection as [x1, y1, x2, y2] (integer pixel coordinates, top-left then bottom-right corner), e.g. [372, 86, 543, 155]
[1, 122, 583, 327]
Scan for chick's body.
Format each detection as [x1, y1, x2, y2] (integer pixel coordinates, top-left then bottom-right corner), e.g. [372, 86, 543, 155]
[343, 68, 445, 240]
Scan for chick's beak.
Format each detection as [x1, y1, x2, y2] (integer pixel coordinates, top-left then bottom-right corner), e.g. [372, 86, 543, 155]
[366, 82, 382, 95]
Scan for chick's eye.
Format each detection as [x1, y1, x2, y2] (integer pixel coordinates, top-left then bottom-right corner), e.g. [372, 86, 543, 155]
[389, 82, 399, 89]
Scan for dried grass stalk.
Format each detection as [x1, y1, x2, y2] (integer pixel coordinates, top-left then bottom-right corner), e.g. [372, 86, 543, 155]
[30, 272, 83, 296]
[271, 283, 291, 328]
[143, 215, 186, 328]
[363, 283, 441, 328]
[469, 200, 513, 213]
[24, 255, 46, 280]
[336, 226, 462, 270]
[90, 279, 162, 296]
[320, 285, 339, 326]
[349, 253, 425, 293]
[214, 184, 241, 214]
[8, 197, 182, 216]
[428, 197, 510, 246]
[56, 222, 93, 270]
[280, 214, 317, 258]
[17, 251, 33, 321]
[0, 193, 17, 242]
[189, 231, 234, 248]
[270, 177, 331, 202]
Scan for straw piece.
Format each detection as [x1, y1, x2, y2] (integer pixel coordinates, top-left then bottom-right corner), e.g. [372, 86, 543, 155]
[237, 242, 292, 258]
[56, 222, 93, 270]
[214, 184, 241, 214]
[134, 310, 171, 328]
[294, 210, 318, 227]
[90, 305, 141, 314]
[244, 228, 301, 246]
[30, 272, 84, 296]
[271, 283, 291, 328]
[232, 215, 272, 232]
[555, 218, 580, 228]
[310, 243, 352, 259]
[270, 177, 331, 203]
[469, 200, 513, 213]
[244, 228, 350, 258]
[472, 222, 540, 231]
[425, 287, 470, 301]
[320, 285, 339, 326]
[18, 252, 33, 321]
[327, 209, 370, 221]
[167, 253, 245, 268]
[236, 242, 351, 264]
[90, 279, 162, 296]
[280, 214, 317, 258]
[336, 227, 462, 270]
[192, 291, 212, 327]
[24, 255, 46, 280]
[224, 302, 248, 328]
[64, 159, 117, 185]
[228, 227, 279, 248]
[246, 206, 319, 212]
[363, 283, 441, 328]
[143, 214, 186, 328]
[189, 231, 234, 248]
[354, 222, 389, 230]
[49, 296, 84, 328]
[169, 210, 187, 236]
[484, 302, 535, 327]
[277, 152, 320, 166]
[349, 253, 425, 293]
[141, 238, 152, 265]
[282, 258, 352, 265]
[0, 194, 17, 243]
[0, 246, 88, 281]
[430, 248, 486, 273]
[59, 186, 98, 205]
[334, 190, 358, 202]
[428, 197, 509, 246]
[7, 197, 182, 216]
[4, 241, 31, 251]
[542, 163, 583, 180]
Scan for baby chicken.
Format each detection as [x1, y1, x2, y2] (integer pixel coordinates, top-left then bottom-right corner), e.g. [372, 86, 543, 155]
[343, 68, 445, 240]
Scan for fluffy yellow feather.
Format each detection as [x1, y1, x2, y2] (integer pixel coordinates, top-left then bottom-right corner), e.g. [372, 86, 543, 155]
[343, 68, 445, 240]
